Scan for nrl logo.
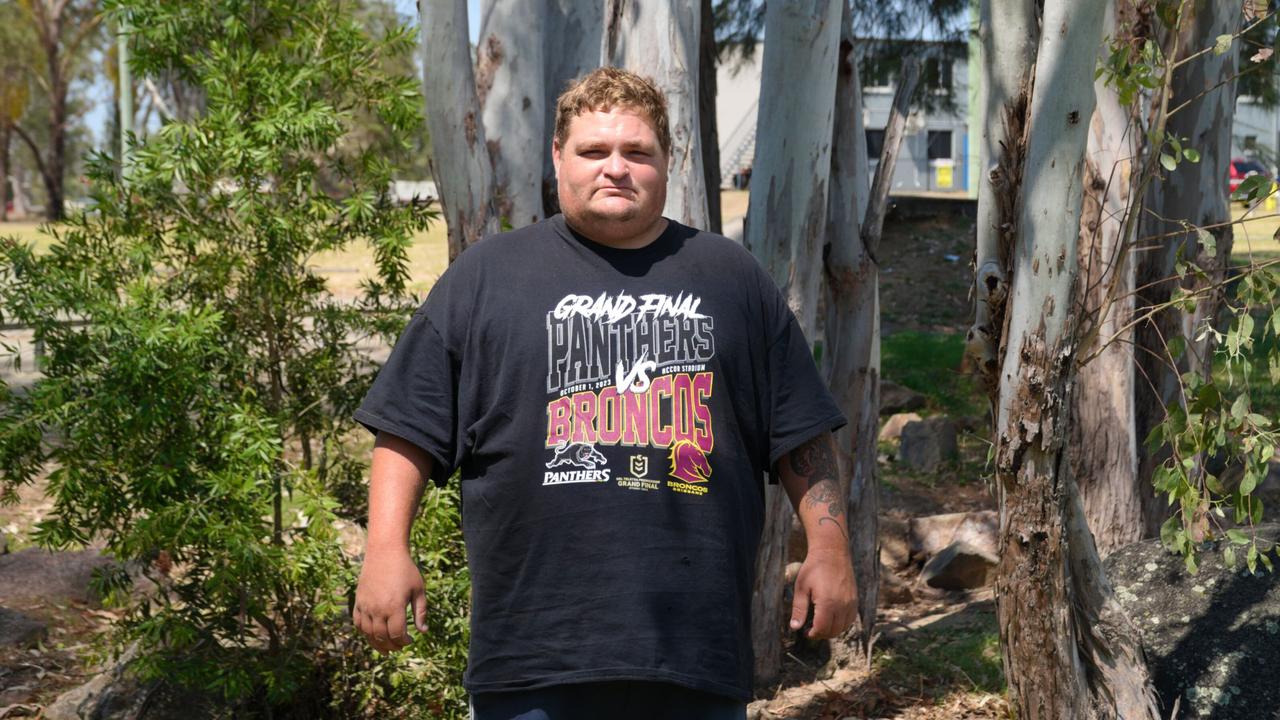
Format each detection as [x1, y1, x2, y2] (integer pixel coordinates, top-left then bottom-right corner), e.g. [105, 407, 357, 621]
[629, 454, 649, 477]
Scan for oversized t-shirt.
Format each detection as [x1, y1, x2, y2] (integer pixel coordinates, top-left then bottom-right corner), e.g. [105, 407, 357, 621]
[354, 213, 846, 701]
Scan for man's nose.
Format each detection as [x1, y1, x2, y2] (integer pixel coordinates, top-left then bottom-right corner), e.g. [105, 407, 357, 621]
[603, 152, 629, 179]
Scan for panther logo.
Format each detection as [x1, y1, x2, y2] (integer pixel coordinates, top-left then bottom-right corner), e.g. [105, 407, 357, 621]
[669, 439, 711, 484]
[546, 441, 609, 470]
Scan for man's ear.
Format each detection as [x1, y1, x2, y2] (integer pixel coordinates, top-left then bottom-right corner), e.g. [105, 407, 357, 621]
[551, 139, 562, 175]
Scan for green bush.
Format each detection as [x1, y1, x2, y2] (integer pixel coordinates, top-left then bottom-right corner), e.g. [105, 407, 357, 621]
[0, 1, 468, 715]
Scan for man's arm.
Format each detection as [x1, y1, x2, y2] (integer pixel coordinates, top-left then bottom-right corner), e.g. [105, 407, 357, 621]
[777, 432, 857, 640]
[353, 432, 433, 652]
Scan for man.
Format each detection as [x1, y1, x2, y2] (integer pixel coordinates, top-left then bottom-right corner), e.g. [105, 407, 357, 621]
[352, 67, 856, 719]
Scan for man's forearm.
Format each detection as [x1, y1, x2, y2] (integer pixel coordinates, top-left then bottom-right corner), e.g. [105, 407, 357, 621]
[366, 432, 433, 553]
[778, 432, 848, 552]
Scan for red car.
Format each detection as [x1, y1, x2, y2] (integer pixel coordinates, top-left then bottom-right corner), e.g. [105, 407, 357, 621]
[1229, 157, 1269, 196]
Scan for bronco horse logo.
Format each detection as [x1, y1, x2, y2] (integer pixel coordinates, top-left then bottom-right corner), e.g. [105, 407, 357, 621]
[668, 439, 711, 484]
[546, 441, 609, 470]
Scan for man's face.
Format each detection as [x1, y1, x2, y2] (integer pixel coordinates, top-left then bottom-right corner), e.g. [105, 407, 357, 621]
[552, 107, 668, 238]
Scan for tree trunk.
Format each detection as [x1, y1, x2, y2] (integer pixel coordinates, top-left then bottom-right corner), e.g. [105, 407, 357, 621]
[421, 0, 501, 261]
[603, 0, 708, 229]
[0, 122, 9, 222]
[822, 2, 877, 659]
[698, 0, 721, 234]
[1069, 1, 1149, 556]
[44, 66, 66, 221]
[987, 0, 1162, 716]
[541, 0, 602, 217]
[1135, 1, 1243, 520]
[477, 0, 547, 229]
[744, 0, 842, 687]
[966, 0, 1036, 396]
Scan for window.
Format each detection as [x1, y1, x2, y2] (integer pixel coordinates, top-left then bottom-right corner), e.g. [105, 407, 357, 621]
[861, 56, 893, 88]
[924, 58, 953, 93]
[1245, 135, 1258, 150]
[927, 130, 952, 161]
[866, 129, 885, 160]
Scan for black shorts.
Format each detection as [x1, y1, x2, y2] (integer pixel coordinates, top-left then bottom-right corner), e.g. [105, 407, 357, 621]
[468, 680, 748, 720]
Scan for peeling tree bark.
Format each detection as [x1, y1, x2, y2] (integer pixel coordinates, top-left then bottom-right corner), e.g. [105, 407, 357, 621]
[986, 0, 1162, 716]
[744, 0, 842, 687]
[1135, 1, 1243, 523]
[477, 0, 548, 228]
[967, 0, 1036, 398]
[421, 0, 501, 261]
[822, 1, 877, 660]
[603, 0, 708, 229]
[1070, 1, 1150, 556]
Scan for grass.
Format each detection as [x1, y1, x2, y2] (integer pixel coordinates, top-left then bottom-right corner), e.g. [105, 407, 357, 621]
[1232, 203, 1280, 263]
[876, 616, 1005, 698]
[881, 330, 982, 418]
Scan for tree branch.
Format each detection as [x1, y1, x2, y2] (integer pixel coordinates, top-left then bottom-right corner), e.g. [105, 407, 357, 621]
[9, 122, 50, 184]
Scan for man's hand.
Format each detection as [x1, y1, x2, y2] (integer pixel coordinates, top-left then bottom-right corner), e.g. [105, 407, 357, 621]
[353, 432, 434, 653]
[789, 546, 857, 640]
[778, 432, 858, 640]
[354, 548, 428, 653]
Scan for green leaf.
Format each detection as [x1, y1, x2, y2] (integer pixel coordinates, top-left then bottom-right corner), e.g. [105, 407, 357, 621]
[1215, 34, 1234, 55]
[1185, 551, 1199, 574]
[1160, 515, 1181, 549]
[1160, 153, 1177, 172]
[1196, 228, 1216, 258]
[1242, 470, 1260, 496]
[1248, 544, 1259, 573]
[1224, 545, 1237, 568]
[1226, 528, 1250, 545]
[1232, 393, 1250, 422]
[1183, 147, 1201, 163]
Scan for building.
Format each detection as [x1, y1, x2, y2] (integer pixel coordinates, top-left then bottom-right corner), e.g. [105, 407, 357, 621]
[715, 39, 977, 195]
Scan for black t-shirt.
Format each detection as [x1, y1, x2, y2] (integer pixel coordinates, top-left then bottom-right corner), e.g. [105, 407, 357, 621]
[354, 214, 846, 701]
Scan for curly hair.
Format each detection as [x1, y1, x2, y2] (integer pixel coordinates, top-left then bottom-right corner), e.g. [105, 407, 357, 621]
[553, 66, 671, 157]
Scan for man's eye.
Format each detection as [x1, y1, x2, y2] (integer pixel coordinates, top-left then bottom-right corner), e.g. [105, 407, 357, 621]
[581, 150, 606, 157]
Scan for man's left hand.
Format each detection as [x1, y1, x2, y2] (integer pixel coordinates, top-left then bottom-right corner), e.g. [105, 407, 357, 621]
[789, 546, 857, 640]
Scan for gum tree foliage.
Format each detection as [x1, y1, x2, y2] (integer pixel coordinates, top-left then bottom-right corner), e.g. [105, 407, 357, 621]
[0, 1, 469, 715]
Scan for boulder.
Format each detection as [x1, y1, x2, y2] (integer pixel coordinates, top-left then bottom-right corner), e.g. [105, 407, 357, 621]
[918, 541, 997, 590]
[0, 606, 47, 647]
[42, 645, 217, 720]
[1105, 525, 1280, 719]
[898, 418, 958, 472]
[878, 412, 922, 443]
[880, 380, 926, 415]
[909, 511, 999, 562]
[0, 548, 119, 606]
[880, 516, 912, 570]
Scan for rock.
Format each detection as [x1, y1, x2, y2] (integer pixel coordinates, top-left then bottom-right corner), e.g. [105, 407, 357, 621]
[880, 380, 926, 415]
[43, 646, 147, 720]
[909, 511, 999, 562]
[1105, 525, 1280, 719]
[0, 606, 47, 647]
[880, 563, 915, 604]
[878, 412, 922, 443]
[898, 417, 958, 472]
[880, 516, 911, 570]
[919, 541, 997, 590]
[784, 561, 803, 585]
[0, 547, 119, 606]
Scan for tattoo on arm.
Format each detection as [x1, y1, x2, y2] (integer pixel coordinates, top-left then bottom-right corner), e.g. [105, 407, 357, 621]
[788, 434, 847, 538]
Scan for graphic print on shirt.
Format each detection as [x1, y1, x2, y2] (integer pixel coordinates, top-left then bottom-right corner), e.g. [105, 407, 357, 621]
[544, 291, 716, 494]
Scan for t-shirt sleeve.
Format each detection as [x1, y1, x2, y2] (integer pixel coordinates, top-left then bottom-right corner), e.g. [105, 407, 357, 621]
[353, 310, 460, 488]
[762, 280, 848, 485]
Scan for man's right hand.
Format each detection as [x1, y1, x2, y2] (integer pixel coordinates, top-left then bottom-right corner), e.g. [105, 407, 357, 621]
[353, 547, 429, 653]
